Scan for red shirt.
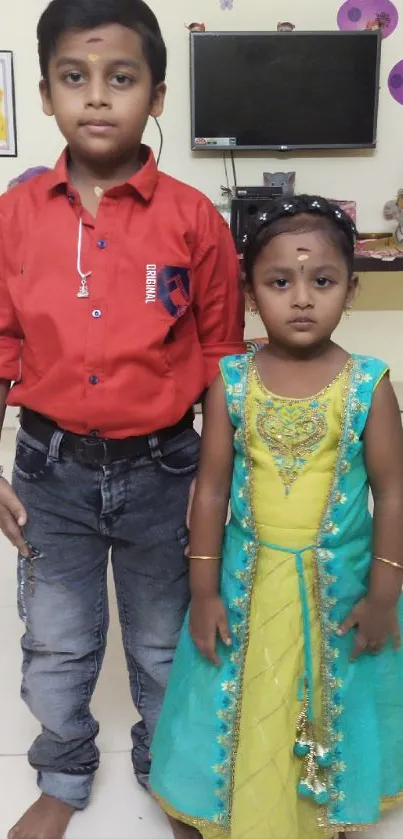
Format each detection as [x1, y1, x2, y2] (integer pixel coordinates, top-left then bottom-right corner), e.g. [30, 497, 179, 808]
[0, 147, 244, 438]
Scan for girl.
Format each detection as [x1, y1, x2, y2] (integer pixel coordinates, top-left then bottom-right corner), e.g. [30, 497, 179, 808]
[150, 196, 403, 839]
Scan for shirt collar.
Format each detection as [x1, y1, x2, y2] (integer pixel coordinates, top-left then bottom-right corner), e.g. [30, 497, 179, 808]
[47, 144, 158, 202]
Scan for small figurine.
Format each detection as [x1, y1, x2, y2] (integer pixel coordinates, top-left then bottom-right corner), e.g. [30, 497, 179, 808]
[366, 12, 391, 31]
[186, 22, 206, 33]
[384, 190, 403, 248]
[263, 172, 295, 196]
[277, 22, 295, 31]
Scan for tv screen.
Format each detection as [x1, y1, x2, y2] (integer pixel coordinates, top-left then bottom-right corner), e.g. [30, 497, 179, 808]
[190, 31, 381, 151]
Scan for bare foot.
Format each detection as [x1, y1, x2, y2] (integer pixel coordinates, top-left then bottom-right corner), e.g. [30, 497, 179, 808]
[168, 815, 202, 839]
[8, 794, 75, 839]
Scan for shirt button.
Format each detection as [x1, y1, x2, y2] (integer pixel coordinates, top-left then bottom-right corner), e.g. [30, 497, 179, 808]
[97, 239, 107, 249]
[89, 375, 99, 385]
[92, 309, 102, 318]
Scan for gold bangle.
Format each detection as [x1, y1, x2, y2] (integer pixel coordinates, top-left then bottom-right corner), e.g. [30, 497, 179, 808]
[373, 555, 403, 571]
[187, 555, 221, 561]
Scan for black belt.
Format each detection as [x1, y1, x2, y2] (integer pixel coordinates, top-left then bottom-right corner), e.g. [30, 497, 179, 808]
[20, 407, 194, 467]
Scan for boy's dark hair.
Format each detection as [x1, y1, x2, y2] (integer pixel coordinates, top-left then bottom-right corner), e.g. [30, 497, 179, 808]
[243, 195, 357, 286]
[37, 0, 167, 86]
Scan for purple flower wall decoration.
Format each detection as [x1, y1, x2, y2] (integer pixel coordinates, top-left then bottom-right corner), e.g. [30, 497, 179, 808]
[220, 0, 234, 9]
[337, 0, 398, 39]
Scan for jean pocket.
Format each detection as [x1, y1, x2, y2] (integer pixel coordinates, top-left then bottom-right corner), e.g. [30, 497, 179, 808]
[157, 430, 200, 476]
[13, 433, 49, 481]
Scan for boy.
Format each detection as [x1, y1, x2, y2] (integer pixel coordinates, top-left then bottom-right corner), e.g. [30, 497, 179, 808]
[0, 1, 244, 838]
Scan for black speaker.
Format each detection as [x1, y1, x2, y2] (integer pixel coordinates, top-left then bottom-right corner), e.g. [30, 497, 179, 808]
[230, 198, 276, 253]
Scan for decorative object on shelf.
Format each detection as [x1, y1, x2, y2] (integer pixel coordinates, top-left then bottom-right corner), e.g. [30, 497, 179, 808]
[383, 190, 403, 247]
[355, 197, 403, 261]
[337, 0, 398, 39]
[388, 60, 403, 105]
[277, 22, 295, 31]
[263, 172, 295, 196]
[186, 22, 206, 32]
[0, 51, 17, 157]
[220, 0, 234, 9]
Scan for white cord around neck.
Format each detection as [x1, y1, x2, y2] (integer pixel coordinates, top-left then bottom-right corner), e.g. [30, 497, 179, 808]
[76, 218, 91, 299]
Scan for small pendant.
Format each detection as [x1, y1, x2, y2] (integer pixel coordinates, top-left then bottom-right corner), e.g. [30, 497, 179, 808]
[77, 278, 89, 298]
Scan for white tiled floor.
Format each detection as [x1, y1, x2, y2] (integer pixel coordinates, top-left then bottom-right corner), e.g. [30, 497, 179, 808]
[1, 428, 403, 838]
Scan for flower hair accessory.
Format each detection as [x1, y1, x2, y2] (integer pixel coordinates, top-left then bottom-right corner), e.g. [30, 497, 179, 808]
[249, 194, 357, 249]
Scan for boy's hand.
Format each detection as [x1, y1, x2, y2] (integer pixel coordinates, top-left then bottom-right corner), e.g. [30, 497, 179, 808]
[0, 477, 29, 556]
[190, 594, 231, 666]
[338, 597, 401, 659]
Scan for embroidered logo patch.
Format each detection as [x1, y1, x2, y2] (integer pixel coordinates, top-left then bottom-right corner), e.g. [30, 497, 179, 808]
[156, 266, 190, 317]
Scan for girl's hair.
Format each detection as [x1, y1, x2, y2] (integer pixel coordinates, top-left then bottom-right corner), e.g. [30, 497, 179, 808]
[243, 194, 357, 286]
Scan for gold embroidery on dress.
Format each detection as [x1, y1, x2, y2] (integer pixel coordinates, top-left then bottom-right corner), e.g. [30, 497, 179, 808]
[255, 392, 329, 495]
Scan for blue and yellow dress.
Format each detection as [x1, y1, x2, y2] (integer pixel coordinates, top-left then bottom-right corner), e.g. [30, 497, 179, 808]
[150, 353, 403, 838]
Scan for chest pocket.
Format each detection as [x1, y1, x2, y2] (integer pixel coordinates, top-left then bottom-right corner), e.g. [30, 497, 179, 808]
[156, 266, 190, 319]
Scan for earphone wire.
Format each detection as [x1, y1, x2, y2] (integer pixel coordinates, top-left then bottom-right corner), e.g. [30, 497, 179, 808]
[154, 117, 164, 165]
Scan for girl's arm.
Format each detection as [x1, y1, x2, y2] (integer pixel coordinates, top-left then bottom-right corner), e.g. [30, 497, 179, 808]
[189, 372, 234, 596]
[364, 376, 403, 606]
[188, 372, 234, 663]
[340, 376, 403, 656]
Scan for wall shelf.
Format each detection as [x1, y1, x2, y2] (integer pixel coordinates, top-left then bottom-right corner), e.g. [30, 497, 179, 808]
[355, 255, 403, 272]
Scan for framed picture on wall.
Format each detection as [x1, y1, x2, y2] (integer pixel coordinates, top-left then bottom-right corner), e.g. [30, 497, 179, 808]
[0, 51, 17, 157]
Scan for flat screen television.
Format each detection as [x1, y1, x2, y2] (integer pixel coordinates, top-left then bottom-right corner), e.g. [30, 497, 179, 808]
[190, 31, 381, 151]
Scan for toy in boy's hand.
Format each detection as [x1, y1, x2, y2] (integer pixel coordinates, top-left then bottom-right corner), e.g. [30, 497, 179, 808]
[384, 190, 403, 247]
[277, 22, 295, 31]
[186, 22, 206, 32]
[7, 166, 50, 190]
[263, 172, 295, 196]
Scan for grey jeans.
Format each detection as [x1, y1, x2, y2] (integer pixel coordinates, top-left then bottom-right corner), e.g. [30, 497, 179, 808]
[12, 424, 200, 809]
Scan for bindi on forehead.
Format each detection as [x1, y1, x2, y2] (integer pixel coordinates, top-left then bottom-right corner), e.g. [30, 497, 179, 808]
[296, 248, 310, 272]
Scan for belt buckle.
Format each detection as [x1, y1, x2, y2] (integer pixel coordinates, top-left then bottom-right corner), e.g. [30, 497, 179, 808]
[75, 437, 109, 466]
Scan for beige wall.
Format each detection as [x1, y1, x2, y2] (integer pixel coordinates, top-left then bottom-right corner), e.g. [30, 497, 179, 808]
[1, 0, 403, 424]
